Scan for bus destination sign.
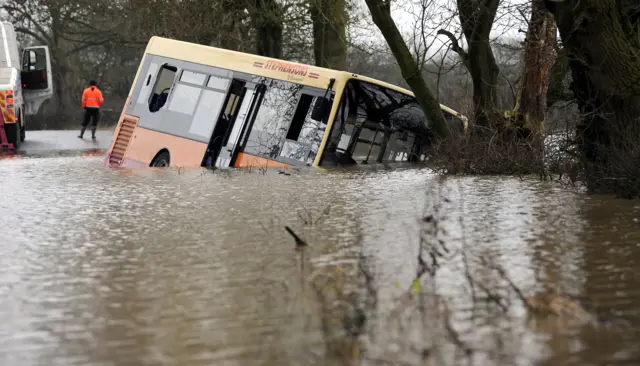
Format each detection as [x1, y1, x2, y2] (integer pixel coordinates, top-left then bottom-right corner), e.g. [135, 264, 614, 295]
[253, 60, 320, 81]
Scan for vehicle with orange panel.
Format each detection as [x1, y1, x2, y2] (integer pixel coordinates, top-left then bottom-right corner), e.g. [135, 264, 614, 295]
[0, 21, 54, 151]
[104, 36, 467, 169]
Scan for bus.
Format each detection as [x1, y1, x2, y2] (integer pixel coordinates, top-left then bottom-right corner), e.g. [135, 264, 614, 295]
[104, 36, 467, 169]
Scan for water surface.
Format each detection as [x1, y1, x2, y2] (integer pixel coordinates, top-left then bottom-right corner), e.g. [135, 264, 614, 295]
[0, 156, 639, 365]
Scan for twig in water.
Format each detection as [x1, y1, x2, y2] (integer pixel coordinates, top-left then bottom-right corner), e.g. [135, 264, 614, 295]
[313, 204, 331, 226]
[473, 280, 509, 312]
[285, 225, 308, 249]
[298, 205, 312, 225]
[444, 305, 474, 356]
[358, 251, 377, 308]
[491, 262, 529, 306]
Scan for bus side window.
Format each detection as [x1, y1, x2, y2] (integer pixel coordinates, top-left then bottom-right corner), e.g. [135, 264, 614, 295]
[149, 64, 177, 113]
[385, 130, 418, 162]
[280, 94, 330, 164]
[319, 92, 357, 166]
[243, 80, 301, 159]
[286, 94, 314, 141]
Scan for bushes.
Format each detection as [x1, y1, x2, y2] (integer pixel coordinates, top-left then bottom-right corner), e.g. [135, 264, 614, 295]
[430, 123, 547, 177]
[428, 111, 640, 199]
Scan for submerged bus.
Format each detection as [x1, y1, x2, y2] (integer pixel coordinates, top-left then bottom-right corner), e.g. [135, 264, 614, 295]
[104, 36, 467, 169]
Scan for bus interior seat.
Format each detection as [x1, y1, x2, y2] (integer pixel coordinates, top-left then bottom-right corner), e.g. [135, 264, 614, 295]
[150, 91, 169, 112]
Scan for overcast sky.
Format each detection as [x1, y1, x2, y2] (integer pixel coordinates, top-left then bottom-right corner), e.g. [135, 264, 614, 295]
[350, 0, 530, 60]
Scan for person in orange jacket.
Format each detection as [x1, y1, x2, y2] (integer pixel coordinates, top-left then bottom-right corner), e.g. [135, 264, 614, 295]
[78, 80, 104, 139]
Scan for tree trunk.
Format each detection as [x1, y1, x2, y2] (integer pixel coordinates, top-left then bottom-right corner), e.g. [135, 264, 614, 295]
[439, 0, 501, 128]
[49, 5, 69, 116]
[546, 46, 571, 108]
[253, 0, 283, 58]
[517, 0, 557, 136]
[309, 0, 347, 70]
[545, 0, 640, 196]
[217, 0, 248, 52]
[467, 39, 500, 128]
[364, 0, 449, 140]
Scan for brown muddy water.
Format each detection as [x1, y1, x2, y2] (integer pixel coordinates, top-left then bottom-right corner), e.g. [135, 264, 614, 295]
[0, 156, 639, 366]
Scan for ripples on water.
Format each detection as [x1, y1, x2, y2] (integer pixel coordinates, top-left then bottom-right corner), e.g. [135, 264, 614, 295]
[0, 156, 639, 365]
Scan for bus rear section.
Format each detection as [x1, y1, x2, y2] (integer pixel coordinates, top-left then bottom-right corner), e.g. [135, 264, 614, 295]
[105, 50, 337, 169]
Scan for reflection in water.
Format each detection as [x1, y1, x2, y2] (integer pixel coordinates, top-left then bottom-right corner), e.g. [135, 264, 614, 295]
[0, 156, 639, 365]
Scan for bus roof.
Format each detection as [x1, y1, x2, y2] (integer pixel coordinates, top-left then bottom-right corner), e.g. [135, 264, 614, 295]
[144, 36, 467, 120]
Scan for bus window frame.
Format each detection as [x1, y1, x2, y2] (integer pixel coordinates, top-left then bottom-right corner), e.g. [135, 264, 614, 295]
[131, 55, 261, 143]
[148, 63, 179, 113]
[241, 78, 334, 166]
[319, 78, 431, 166]
[166, 70, 207, 116]
[179, 69, 207, 87]
[278, 87, 334, 166]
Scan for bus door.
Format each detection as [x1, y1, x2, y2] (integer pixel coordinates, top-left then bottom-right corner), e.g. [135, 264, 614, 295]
[203, 79, 262, 168]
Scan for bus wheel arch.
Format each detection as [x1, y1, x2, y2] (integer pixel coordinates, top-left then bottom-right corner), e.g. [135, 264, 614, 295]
[150, 149, 171, 167]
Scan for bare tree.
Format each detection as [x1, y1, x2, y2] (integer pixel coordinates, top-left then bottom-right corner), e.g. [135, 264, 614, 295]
[1, 0, 292, 127]
[362, 0, 450, 140]
[437, 0, 501, 128]
[251, 0, 285, 58]
[309, 0, 348, 70]
[2, 0, 126, 111]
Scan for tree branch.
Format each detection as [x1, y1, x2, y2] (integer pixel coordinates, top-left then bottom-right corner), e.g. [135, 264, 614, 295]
[518, 7, 531, 29]
[64, 39, 111, 57]
[14, 26, 49, 46]
[436, 29, 468, 61]
[3, 5, 53, 45]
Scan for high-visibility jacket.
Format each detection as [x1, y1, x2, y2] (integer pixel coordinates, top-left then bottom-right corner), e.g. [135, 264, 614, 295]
[82, 86, 104, 108]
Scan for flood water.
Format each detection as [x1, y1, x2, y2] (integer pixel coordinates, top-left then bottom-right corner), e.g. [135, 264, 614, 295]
[1, 156, 639, 365]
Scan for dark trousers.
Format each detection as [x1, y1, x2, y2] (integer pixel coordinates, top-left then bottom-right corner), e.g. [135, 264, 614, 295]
[82, 108, 100, 127]
[80, 108, 100, 137]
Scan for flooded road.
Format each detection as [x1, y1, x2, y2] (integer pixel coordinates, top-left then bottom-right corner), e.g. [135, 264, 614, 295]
[0, 156, 639, 365]
[9, 130, 112, 157]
